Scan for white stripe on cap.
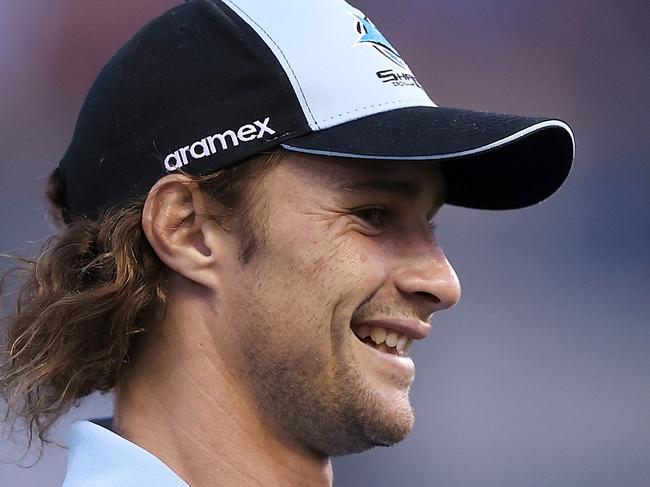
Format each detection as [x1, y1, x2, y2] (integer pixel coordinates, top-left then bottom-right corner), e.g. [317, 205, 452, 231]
[281, 120, 576, 160]
[222, 0, 436, 131]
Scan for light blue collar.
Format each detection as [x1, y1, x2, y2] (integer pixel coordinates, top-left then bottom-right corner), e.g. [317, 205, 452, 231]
[62, 420, 189, 486]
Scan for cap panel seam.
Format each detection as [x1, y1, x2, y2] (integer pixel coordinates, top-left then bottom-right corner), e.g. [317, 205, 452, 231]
[220, 0, 320, 130]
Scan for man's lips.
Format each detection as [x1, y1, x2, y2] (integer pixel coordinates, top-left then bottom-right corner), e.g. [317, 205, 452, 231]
[350, 318, 430, 341]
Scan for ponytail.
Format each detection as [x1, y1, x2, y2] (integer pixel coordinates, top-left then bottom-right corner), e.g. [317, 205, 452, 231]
[0, 168, 167, 449]
[1, 148, 284, 453]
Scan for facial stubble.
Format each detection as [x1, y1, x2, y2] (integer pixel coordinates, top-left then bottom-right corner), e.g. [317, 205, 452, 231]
[240, 303, 415, 457]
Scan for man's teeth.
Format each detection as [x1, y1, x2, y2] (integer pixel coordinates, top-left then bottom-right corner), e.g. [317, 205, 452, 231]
[355, 325, 413, 353]
[370, 327, 386, 344]
[397, 334, 411, 353]
[385, 331, 398, 348]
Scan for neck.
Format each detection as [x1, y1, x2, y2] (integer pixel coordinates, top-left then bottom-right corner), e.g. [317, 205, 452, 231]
[113, 298, 333, 487]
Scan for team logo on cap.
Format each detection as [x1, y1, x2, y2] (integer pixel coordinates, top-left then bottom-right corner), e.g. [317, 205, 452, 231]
[351, 13, 407, 68]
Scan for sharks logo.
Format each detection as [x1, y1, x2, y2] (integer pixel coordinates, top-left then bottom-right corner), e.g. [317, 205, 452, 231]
[351, 13, 407, 68]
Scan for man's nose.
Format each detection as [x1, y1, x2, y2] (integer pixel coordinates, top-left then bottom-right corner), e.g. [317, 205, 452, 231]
[392, 242, 461, 316]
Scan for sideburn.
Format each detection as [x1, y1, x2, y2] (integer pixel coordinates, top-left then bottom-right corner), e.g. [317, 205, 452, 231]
[236, 199, 269, 264]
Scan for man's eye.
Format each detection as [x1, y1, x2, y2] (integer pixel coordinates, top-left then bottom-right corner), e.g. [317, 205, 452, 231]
[352, 207, 389, 228]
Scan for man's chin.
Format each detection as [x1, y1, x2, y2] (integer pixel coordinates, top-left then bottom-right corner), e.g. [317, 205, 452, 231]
[367, 400, 415, 446]
[326, 396, 415, 456]
[327, 417, 414, 456]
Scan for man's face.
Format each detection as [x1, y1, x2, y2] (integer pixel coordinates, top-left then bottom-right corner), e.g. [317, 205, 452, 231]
[212, 154, 461, 456]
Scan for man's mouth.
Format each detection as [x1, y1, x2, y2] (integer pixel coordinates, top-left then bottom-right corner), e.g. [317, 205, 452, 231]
[351, 324, 413, 357]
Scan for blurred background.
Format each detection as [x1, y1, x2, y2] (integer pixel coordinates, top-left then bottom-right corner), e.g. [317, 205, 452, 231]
[1, 1, 648, 486]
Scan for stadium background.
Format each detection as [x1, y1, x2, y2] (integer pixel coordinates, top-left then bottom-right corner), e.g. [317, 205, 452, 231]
[1, 1, 648, 486]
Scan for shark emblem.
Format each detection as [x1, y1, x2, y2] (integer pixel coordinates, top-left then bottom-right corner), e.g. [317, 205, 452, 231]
[351, 13, 407, 68]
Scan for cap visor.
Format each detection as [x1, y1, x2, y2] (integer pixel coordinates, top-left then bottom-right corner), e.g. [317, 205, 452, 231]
[281, 106, 574, 209]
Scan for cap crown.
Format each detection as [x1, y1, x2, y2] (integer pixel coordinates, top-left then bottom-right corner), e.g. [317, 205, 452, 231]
[58, 0, 433, 219]
[221, 0, 435, 130]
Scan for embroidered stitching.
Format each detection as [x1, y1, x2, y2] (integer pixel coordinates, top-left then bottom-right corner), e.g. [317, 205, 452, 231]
[321, 98, 428, 123]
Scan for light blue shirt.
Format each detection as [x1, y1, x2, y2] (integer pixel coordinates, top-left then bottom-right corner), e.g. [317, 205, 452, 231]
[62, 420, 189, 486]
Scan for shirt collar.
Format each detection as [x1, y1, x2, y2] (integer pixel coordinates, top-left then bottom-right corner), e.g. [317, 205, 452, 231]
[62, 420, 189, 487]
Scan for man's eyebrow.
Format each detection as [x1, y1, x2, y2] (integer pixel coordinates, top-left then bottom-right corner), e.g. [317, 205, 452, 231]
[338, 179, 445, 208]
[341, 179, 418, 196]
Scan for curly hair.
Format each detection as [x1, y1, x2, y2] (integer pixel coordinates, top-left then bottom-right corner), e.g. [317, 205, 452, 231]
[0, 149, 284, 453]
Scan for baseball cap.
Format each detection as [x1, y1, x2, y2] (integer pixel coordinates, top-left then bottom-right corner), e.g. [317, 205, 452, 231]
[58, 0, 575, 220]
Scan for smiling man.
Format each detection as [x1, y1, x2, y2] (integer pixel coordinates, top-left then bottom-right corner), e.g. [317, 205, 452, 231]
[0, 1, 574, 486]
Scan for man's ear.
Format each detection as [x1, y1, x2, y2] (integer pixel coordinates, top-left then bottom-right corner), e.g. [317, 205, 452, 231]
[141, 174, 235, 290]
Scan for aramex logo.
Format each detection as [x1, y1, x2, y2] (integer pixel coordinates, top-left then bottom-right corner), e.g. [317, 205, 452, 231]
[164, 117, 275, 172]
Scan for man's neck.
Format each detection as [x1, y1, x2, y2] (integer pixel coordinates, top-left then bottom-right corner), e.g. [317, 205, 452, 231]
[113, 308, 333, 487]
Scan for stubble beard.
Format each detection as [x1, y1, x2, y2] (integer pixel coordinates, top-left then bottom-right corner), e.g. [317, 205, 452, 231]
[231, 214, 415, 456]
[242, 324, 415, 457]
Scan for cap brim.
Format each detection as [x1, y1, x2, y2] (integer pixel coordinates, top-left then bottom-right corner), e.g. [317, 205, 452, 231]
[281, 106, 574, 210]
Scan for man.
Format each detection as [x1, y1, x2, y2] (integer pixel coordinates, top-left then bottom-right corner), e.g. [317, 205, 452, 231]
[0, 0, 574, 486]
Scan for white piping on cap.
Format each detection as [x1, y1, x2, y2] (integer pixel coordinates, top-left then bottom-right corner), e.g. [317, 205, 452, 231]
[281, 120, 575, 161]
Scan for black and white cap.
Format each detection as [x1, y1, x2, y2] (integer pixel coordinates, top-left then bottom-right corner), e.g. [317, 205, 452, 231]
[58, 0, 575, 220]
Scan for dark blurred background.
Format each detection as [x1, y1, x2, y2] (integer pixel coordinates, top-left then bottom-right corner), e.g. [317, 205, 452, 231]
[1, 1, 648, 486]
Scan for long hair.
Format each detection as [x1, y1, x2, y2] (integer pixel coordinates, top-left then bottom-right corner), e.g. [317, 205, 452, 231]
[0, 149, 284, 453]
